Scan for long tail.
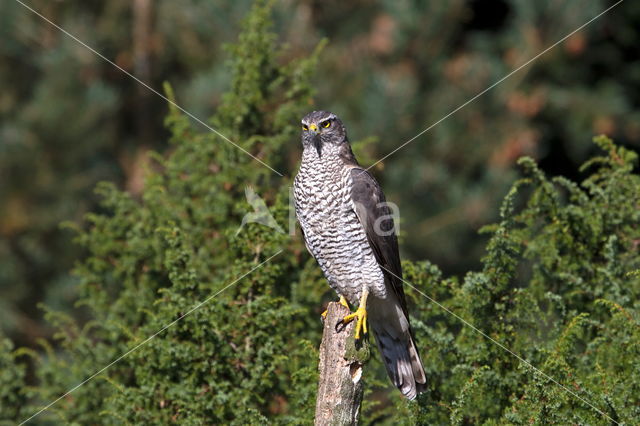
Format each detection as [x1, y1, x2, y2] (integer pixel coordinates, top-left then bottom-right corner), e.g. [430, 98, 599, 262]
[369, 301, 426, 399]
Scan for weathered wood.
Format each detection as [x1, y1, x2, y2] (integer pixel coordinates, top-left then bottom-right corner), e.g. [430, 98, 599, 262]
[314, 302, 369, 426]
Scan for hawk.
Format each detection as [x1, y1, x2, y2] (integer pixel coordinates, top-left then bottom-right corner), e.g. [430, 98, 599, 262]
[293, 110, 426, 399]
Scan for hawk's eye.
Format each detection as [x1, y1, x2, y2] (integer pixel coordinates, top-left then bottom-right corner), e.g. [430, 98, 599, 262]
[321, 120, 331, 128]
[302, 124, 309, 131]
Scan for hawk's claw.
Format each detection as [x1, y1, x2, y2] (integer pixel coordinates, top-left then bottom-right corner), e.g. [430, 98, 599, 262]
[340, 306, 368, 339]
[321, 296, 349, 323]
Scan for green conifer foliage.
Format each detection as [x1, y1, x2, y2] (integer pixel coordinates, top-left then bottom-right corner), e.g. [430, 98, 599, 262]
[3, 1, 325, 423]
[0, 338, 28, 422]
[402, 135, 639, 424]
[1, 1, 638, 424]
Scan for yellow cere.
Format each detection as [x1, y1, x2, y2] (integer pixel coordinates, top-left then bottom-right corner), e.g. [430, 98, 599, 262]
[309, 124, 318, 131]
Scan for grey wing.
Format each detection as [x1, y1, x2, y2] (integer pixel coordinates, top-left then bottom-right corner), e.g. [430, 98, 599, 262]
[349, 168, 408, 316]
[350, 168, 427, 399]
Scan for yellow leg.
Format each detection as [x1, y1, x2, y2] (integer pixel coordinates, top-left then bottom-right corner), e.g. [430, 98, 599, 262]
[341, 290, 368, 339]
[339, 295, 349, 308]
[321, 295, 350, 319]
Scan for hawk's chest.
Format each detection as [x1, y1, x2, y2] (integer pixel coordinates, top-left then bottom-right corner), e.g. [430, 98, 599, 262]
[294, 155, 385, 302]
[294, 158, 352, 231]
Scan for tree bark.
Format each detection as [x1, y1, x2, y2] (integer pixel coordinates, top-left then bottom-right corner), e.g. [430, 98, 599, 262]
[314, 302, 369, 426]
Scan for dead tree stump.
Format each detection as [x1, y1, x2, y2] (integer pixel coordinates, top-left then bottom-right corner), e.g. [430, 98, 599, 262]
[314, 302, 370, 426]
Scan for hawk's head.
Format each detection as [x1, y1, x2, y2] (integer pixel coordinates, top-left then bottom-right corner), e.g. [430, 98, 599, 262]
[300, 110, 348, 158]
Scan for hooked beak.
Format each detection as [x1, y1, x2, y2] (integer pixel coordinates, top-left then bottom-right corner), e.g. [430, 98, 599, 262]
[311, 132, 322, 158]
[307, 124, 322, 157]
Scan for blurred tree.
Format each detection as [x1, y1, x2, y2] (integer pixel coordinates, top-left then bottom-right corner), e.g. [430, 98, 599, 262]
[0, 0, 254, 342]
[296, 0, 640, 273]
[2, 1, 325, 423]
[1, 0, 639, 386]
[0, 1, 638, 424]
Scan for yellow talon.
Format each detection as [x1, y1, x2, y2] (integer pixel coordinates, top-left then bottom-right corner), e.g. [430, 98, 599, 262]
[341, 290, 369, 340]
[321, 295, 349, 320]
[342, 306, 368, 339]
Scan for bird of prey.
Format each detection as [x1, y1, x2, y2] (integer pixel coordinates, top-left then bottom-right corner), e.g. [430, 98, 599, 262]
[293, 110, 426, 399]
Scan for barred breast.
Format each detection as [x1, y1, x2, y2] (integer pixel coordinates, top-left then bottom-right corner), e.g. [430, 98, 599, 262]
[293, 149, 386, 305]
